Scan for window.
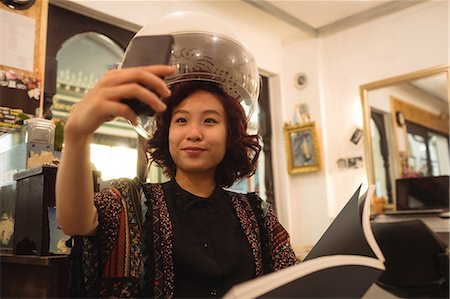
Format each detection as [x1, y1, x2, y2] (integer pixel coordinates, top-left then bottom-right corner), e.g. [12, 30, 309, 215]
[406, 121, 449, 177]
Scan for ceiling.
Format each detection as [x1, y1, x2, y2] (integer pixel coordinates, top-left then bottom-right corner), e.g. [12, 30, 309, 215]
[63, 0, 428, 43]
[410, 73, 448, 103]
[241, 0, 427, 40]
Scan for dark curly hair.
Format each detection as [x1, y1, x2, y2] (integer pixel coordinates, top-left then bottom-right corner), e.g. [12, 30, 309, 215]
[146, 81, 261, 188]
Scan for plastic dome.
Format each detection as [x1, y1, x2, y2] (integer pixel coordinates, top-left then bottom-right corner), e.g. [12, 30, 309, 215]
[122, 11, 260, 139]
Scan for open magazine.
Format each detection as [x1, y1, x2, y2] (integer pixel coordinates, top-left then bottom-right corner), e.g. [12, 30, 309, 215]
[224, 184, 385, 299]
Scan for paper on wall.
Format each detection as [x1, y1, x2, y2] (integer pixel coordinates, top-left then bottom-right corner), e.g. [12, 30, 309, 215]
[0, 10, 35, 72]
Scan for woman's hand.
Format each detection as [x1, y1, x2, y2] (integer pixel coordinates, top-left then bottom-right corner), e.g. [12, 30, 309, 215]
[64, 65, 176, 139]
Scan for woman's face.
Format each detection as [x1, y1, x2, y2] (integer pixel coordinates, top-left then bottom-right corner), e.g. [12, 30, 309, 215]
[169, 90, 228, 178]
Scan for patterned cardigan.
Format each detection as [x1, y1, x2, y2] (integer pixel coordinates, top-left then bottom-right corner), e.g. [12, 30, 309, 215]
[69, 178, 298, 298]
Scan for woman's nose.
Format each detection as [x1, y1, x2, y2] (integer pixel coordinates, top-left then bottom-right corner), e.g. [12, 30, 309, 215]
[186, 125, 202, 141]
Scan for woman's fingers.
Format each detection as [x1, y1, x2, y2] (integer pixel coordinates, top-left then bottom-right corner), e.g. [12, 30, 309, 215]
[100, 65, 176, 98]
[103, 83, 167, 113]
[66, 94, 137, 137]
[78, 83, 164, 126]
[143, 65, 177, 76]
[102, 101, 138, 125]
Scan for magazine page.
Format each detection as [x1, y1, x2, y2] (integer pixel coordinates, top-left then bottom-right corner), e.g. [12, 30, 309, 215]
[304, 185, 378, 260]
[224, 255, 384, 299]
[361, 185, 385, 261]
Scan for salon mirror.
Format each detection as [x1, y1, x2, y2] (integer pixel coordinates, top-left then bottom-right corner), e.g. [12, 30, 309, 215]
[360, 65, 449, 210]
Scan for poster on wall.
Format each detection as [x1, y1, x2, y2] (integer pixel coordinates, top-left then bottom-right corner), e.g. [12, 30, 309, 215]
[0, 9, 36, 72]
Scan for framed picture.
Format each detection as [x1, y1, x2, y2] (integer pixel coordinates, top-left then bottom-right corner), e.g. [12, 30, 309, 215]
[284, 122, 321, 174]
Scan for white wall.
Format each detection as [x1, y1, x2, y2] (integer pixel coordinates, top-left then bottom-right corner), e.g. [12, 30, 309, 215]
[278, 39, 331, 255]
[280, 1, 448, 252]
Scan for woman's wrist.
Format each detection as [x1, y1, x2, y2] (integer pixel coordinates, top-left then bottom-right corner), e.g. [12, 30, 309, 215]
[63, 120, 93, 144]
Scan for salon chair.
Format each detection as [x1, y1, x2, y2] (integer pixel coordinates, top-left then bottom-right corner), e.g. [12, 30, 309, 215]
[371, 219, 449, 298]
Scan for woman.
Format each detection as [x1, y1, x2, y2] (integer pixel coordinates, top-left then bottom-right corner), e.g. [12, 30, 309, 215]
[56, 14, 297, 298]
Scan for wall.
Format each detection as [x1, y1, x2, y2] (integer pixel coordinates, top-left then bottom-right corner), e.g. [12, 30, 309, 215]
[279, 39, 331, 255]
[280, 1, 448, 251]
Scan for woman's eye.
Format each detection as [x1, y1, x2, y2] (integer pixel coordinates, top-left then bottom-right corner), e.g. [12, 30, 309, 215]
[204, 118, 218, 124]
[174, 117, 187, 123]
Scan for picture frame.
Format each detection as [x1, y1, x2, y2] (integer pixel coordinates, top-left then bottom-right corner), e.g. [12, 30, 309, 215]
[284, 122, 321, 174]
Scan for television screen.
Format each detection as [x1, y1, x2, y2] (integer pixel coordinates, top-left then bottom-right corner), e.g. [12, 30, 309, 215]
[396, 176, 449, 211]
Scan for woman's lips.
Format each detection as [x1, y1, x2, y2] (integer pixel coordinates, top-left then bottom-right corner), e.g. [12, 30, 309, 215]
[182, 147, 205, 155]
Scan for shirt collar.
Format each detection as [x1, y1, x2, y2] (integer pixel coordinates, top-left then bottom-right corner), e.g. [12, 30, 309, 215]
[170, 180, 222, 211]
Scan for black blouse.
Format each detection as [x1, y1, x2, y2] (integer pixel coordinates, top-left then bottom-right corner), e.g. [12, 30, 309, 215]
[162, 180, 255, 298]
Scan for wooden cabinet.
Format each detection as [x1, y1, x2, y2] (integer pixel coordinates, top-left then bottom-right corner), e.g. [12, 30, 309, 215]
[12, 165, 100, 255]
[0, 253, 70, 298]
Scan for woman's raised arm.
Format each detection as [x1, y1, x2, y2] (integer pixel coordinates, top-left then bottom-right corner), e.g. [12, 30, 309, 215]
[55, 65, 174, 235]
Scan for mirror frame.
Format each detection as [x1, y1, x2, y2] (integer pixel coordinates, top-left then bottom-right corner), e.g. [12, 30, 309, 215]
[360, 64, 449, 209]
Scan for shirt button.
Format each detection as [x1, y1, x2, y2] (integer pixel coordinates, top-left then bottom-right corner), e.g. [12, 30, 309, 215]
[210, 289, 217, 296]
[204, 243, 208, 248]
